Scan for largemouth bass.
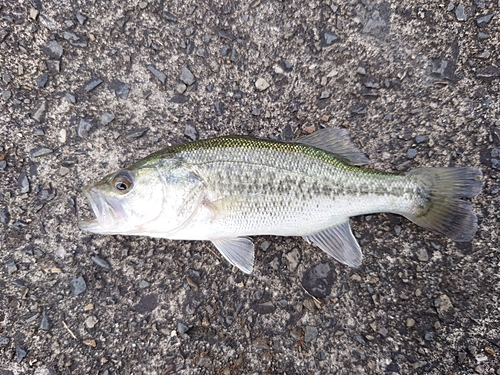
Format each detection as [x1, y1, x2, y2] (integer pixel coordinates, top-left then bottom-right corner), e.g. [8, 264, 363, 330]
[79, 128, 482, 274]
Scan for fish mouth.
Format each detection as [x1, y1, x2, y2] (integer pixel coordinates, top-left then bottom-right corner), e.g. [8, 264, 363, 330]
[78, 185, 127, 234]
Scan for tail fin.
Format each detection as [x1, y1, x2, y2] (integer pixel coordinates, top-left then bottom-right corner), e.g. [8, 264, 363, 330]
[403, 167, 483, 242]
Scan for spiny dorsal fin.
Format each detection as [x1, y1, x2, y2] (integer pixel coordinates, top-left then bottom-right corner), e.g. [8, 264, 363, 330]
[294, 127, 370, 165]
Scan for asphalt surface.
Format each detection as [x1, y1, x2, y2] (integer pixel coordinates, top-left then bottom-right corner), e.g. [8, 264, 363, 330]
[0, 1, 499, 374]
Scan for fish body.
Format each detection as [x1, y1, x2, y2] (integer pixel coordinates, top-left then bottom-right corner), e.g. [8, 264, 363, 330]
[79, 128, 482, 273]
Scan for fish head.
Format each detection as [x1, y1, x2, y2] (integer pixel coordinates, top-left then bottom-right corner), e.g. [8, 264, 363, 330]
[79, 165, 166, 235]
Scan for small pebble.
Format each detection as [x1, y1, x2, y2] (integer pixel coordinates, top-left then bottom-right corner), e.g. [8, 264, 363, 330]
[406, 318, 415, 327]
[415, 135, 428, 144]
[46, 60, 60, 74]
[109, 80, 130, 99]
[78, 119, 93, 138]
[29, 7, 39, 20]
[0, 337, 10, 346]
[2, 90, 11, 101]
[31, 147, 53, 158]
[85, 316, 98, 328]
[71, 276, 87, 296]
[58, 128, 67, 143]
[255, 77, 270, 91]
[147, 66, 167, 84]
[65, 93, 76, 103]
[18, 173, 30, 193]
[177, 321, 189, 334]
[59, 166, 70, 176]
[455, 4, 467, 21]
[476, 14, 493, 27]
[125, 128, 149, 142]
[101, 112, 115, 125]
[251, 108, 261, 116]
[2, 73, 12, 84]
[176, 83, 187, 94]
[43, 41, 63, 59]
[76, 12, 88, 25]
[16, 346, 27, 363]
[40, 309, 50, 330]
[138, 280, 150, 289]
[38, 72, 49, 87]
[323, 31, 338, 45]
[180, 67, 195, 85]
[304, 326, 319, 343]
[184, 122, 198, 140]
[6, 260, 17, 275]
[320, 91, 330, 99]
[91, 256, 110, 269]
[407, 148, 417, 159]
[85, 78, 103, 92]
[417, 249, 429, 262]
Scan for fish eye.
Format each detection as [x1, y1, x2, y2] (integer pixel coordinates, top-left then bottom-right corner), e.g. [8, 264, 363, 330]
[112, 171, 133, 193]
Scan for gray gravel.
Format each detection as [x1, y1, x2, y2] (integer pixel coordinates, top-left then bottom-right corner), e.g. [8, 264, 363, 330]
[0, 0, 499, 374]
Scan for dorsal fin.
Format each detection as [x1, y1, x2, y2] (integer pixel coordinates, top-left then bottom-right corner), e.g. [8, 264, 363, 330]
[294, 127, 370, 165]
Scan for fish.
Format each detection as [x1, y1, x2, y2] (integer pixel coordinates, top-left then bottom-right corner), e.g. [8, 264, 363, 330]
[79, 127, 483, 274]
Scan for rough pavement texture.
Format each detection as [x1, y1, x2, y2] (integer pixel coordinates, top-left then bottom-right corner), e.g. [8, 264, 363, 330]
[1, 1, 499, 374]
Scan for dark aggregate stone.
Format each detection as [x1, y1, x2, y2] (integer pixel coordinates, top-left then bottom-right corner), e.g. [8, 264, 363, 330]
[230, 48, 239, 63]
[302, 263, 335, 298]
[31, 100, 47, 122]
[77, 119, 93, 138]
[91, 256, 110, 269]
[147, 65, 167, 84]
[180, 67, 195, 85]
[18, 172, 29, 193]
[407, 148, 417, 159]
[42, 41, 63, 59]
[323, 31, 338, 45]
[46, 60, 60, 74]
[0, 337, 9, 346]
[2, 73, 12, 84]
[65, 93, 76, 103]
[431, 59, 456, 81]
[125, 128, 149, 142]
[39, 309, 50, 330]
[134, 293, 158, 313]
[0, 160, 6, 170]
[251, 108, 260, 116]
[214, 101, 224, 116]
[184, 121, 198, 140]
[476, 65, 500, 81]
[76, 12, 88, 25]
[16, 346, 27, 363]
[62, 31, 79, 42]
[304, 326, 318, 342]
[109, 80, 130, 99]
[415, 135, 429, 143]
[37, 72, 49, 87]
[101, 112, 115, 125]
[85, 78, 103, 92]
[177, 321, 189, 334]
[30, 147, 53, 158]
[0, 207, 11, 224]
[2, 90, 12, 101]
[476, 14, 493, 27]
[71, 276, 87, 295]
[455, 4, 467, 21]
[170, 94, 189, 103]
[349, 103, 367, 115]
[163, 11, 178, 22]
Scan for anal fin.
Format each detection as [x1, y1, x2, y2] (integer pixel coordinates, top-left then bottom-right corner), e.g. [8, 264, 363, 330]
[303, 221, 363, 267]
[211, 237, 255, 274]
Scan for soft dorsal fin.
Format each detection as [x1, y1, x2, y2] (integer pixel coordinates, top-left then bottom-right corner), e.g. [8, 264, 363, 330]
[303, 220, 363, 267]
[294, 127, 370, 165]
[211, 237, 255, 274]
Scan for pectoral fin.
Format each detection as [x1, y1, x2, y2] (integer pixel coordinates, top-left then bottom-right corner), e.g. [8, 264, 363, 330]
[211, 237, 255, 274]
[303, 221, 363, 267]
